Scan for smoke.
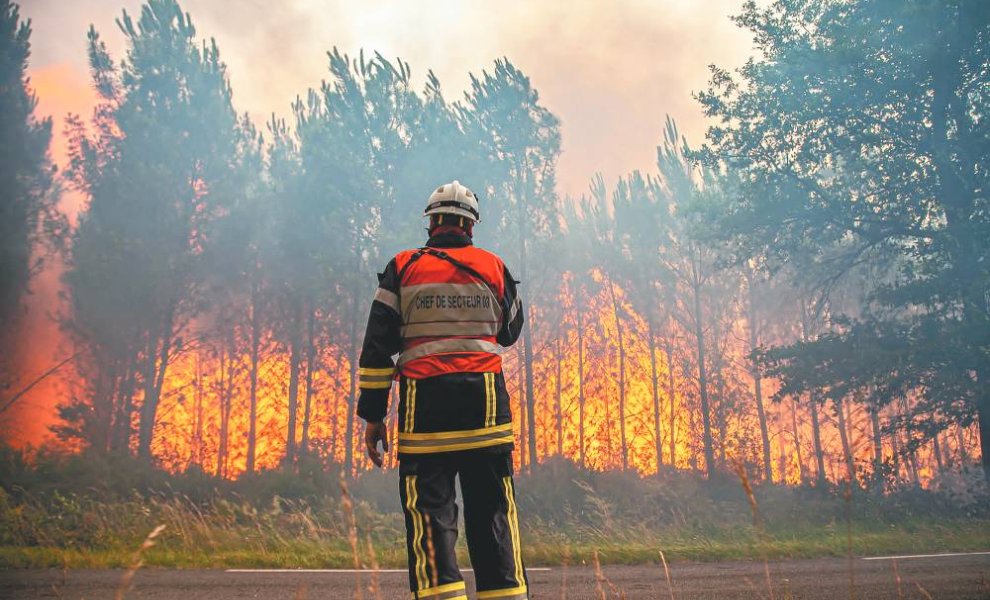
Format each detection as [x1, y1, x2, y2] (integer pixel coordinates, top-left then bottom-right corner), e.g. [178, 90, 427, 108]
[9, 0, 753, 449]
[21, 0, 753, 198]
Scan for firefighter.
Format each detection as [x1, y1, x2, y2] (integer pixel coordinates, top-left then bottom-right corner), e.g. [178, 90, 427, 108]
[356, 180, 528, 600]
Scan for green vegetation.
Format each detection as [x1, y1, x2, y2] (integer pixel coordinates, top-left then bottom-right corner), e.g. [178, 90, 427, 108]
[2, 449, 987, 569]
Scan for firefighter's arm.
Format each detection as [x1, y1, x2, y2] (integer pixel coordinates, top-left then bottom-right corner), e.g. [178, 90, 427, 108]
[497, 264, 524, 347]
[356, 258, 402, 424]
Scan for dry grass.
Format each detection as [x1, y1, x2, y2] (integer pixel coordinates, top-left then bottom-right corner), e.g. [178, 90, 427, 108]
[891, 558, 903, 600]
[732, 459, 774, 600]
[113, 524, 165, 600]
[658, 550, 674, 600]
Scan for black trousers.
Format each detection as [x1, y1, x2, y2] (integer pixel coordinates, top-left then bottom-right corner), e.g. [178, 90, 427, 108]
[398, 451, 528, 600]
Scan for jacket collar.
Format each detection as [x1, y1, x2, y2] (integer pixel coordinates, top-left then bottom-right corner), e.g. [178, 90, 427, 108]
[425, 232, 473, 248]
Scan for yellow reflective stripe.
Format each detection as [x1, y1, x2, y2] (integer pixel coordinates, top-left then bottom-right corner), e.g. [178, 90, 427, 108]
[397, 423, 514, 454]
[477, 585, 528, 599]
[399, 422, 512, 441]
[413, 580, 466, 598]
[359, 366, 395, 390]
[359, 381, 392, 390]
[484, 372, 496, 428]
[398, 436, 514, 454]
[404, 379, 417, 433]
[405, 476, 427, 591]
[502, 477, 524, 587]
[359, 367, 395, 376]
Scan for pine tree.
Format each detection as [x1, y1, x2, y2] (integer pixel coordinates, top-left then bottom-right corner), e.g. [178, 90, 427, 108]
[700, 0, 990, 479]
[62, 0, 243, 458]
[0, 0, 60, 363]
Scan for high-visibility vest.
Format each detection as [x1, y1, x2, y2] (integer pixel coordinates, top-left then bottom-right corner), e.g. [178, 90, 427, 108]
[390, 246, 507, 379]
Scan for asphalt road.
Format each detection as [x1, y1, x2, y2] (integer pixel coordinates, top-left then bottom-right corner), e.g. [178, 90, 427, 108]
[3, 554, 989, 599]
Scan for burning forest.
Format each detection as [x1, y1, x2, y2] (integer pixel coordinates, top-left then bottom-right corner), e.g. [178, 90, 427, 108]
[4, 2, 990, 597]
[2, 0, 986, 491]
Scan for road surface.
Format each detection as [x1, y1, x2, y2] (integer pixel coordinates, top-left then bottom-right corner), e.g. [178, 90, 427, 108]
[3, 554, 989, 599]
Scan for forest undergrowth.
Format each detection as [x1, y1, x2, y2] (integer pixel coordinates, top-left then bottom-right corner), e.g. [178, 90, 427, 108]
[1, 448, 988, 569]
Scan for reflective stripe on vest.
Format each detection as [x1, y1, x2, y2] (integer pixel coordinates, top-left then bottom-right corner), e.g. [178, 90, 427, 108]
[373, 287, 400, 313]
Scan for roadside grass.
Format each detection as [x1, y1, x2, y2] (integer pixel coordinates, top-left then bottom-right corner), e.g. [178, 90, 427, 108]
[1, 512, 988, 569]
[2, 450, 988, 570]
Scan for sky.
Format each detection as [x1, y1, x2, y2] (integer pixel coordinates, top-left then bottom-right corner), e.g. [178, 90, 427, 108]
[8, 0, 756, 446]
[22, 0, 755, 200]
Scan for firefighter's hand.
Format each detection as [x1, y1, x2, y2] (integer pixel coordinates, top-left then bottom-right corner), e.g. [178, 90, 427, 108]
[364, 421, 389, 468]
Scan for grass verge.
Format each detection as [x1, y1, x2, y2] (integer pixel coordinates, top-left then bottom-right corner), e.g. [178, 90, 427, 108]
[2, 520, 988, 569]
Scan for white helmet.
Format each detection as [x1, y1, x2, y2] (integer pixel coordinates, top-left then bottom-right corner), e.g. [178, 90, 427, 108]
[424, 180, 480, 223]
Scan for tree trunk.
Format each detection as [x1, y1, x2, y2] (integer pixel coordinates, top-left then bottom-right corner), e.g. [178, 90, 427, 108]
[517, 344, 527, 469]
[217, 341, 234, 479]
[899, 398, 920, 485]
[577, 292, 586, 469]
[870, 407, 884, 483]
[111, 358, 137, 453]
[193, 357, 203, 467]
[835, 398, 855, 484]
[889, 420, 903, 482]
[606, 278, 628, 471]
[800, 297, 826, 485]
[665, 334, 677, 468]
[692, 275, 716, 478]
[522, 319, 537, 469]
[216, 346, 226, 478]
[555, 335, 563, 457]
[809, 395, 826, 485]
[791, 397, 806, 483]
[285, 298, 303, 468]
[301, 306, 317, 455]
[246, 272, 261, 474]
[747, 279, 773, 482]
[956, 424, 969, 466]
[138, 304, 175, 460]
[933, 434, 944, 473]
[713, 322, 728, 468]
[648, 319, 662, 471]
[345, 287, 359, 475]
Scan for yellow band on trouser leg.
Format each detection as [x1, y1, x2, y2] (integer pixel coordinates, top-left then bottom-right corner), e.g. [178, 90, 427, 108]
[405, 476, 428, 592]
[476, 584, 528, 599]
[411, 580, 467, 600]
[503, 477, 524, 587]
[475, 478, 528, 599]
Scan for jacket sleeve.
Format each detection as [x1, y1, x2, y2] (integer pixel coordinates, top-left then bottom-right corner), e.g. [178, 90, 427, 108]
[356, 258, 403, 423]
[497, 264, 524, 347]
